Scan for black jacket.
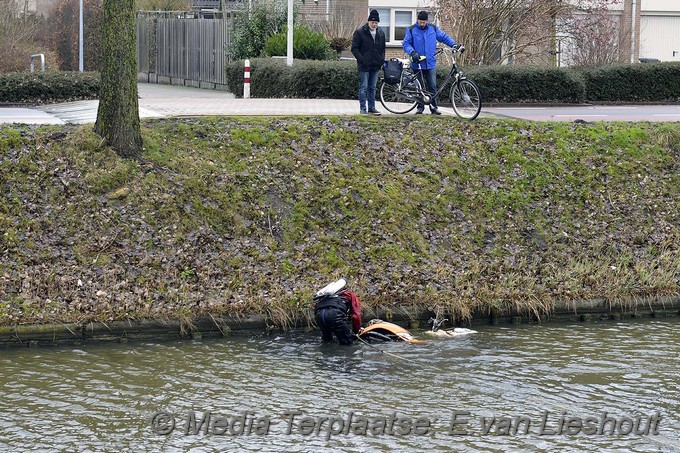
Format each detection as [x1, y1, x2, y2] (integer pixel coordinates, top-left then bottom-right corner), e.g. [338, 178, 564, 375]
[314, 294, 349, 314]
[351, 24, 386, 71]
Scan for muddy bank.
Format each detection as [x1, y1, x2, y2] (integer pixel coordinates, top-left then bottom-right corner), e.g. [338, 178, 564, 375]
[2, 297, 678, 348]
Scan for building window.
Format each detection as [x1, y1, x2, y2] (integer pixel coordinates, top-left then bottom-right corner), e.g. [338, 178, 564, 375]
[375, 8, 391, 42]
[394, 10, 413, 41]
[373, 8, 415, 44]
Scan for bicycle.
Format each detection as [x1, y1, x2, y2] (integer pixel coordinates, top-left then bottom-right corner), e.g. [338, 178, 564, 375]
[379, 45, 482, 120]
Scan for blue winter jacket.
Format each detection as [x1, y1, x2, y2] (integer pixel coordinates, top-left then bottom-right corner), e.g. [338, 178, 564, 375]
[402, 24, 456, 70]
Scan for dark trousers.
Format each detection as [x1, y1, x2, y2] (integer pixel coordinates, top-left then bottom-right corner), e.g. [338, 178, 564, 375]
[417, 68, 438, 112]
[316, 307, 354, 345]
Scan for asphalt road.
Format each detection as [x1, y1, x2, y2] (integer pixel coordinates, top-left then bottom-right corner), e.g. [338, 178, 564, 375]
[1, 83, 679, 124]
[482, 104, 680, 122]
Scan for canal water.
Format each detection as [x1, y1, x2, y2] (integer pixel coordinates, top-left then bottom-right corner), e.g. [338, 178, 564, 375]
[1, 318, 679, 452]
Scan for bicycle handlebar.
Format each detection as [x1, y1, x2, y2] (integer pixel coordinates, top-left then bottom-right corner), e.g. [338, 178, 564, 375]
[436, 44, 466, 56]
[403, 45, 466, 68]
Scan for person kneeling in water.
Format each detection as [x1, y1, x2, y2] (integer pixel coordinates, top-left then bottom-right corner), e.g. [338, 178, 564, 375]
[313, 279, 362, 345]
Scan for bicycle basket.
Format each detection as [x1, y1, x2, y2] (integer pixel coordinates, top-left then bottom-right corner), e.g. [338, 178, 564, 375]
[383, 59, 402, 85]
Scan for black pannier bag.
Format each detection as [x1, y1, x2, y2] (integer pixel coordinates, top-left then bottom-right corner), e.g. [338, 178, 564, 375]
[383, 59, 403, 85]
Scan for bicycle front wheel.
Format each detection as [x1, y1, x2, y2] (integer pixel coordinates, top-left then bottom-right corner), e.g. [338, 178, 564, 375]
[379, 79, 419, 114]
[450, 79, 482, 120]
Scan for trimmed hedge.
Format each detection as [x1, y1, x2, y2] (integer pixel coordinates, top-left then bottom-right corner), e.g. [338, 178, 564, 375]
[227, 58, 680, 104]
[580, 62, 680, 102]
[226, 58, 357, 99]
[3, 61, 679, 105]
[0, 72, 100, 104]
[462, 65, 586, 103]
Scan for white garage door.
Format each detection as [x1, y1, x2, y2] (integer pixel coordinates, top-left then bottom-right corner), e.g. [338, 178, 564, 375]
[639, 15, 680, 61]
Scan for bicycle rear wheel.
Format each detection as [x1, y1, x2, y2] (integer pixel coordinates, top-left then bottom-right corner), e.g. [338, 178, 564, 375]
[450, 79, 481, 120]
[379, 79, 420, 114]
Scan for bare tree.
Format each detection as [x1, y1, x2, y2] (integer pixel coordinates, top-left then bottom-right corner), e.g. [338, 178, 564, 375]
[436, 0, 571, 65]
[1, 0, 36, 46]
[557, 0, 624, 67]
[0, 0, 55, 72]
[94, 0, 143, 158]
[436, 0, 625, 67]
[314, 9, 363, 53]
[49, 0, 103, 71]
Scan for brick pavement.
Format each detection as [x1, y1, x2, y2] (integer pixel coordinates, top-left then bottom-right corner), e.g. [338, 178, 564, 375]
[0, 83, 454, 125]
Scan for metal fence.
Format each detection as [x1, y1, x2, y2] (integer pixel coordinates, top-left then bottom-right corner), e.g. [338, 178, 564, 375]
[136, 11, 239, 89]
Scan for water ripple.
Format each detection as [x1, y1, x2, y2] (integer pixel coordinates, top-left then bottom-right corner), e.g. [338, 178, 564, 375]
[1, 318, 679, 452]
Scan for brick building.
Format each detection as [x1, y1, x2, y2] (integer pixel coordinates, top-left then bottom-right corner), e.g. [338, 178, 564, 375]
[301, 0, 680, 65]
[637, 0, 680, 62]
[19, 0, 679, 65]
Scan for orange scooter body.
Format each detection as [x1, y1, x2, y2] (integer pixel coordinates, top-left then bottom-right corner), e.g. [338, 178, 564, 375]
[358, 320, 426, 344]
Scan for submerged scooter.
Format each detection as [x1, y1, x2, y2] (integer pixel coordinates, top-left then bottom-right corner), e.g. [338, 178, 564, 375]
[358, 319, 425, 344]
[314, 279, 425, 345]
[424, 317, 478, 338]
[358, 318, 477, 343]
[313, 279, 477, 344]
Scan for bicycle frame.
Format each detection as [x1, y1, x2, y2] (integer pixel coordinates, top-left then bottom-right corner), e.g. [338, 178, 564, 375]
[406, 47, 465, 105]
[379, 45, 481, 119]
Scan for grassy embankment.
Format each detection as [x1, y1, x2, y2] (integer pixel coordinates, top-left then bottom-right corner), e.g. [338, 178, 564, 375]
[0, 117, 678, 329]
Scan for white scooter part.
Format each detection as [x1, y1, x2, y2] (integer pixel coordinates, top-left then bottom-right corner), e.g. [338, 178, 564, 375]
[314, 278, 347, 298]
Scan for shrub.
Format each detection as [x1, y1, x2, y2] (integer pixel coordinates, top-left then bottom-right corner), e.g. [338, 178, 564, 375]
[463, 65, 587, 104]
[226, 58, 356, 98]
[0, 2, 59, 73]
[0, 42, 61, 74]
[227, 59, 680, 103]
[329, 37, 351, 54]
[579, 62, 680, 102]
[287, 60, 357, 97]
[230, 4, 287, 60]
[315, 9, 360, 53]
[262, 25, 336, 61]
[0, 72, 100, 104]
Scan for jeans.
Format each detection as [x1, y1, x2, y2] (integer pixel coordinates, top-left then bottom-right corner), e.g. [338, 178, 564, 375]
[358, 69, 379, 111]
[417, 68, 438, 112]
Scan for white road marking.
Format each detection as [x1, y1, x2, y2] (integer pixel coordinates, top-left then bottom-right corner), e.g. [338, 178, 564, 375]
[554, 114, 608, 117]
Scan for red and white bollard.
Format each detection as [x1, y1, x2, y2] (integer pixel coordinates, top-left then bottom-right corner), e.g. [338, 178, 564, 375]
[243, 59, 251, 99]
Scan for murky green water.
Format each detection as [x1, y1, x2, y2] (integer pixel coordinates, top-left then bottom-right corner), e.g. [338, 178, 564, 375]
[1, 318, 679, 452]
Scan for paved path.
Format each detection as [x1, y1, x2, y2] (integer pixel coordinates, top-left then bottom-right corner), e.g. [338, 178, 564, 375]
[1, 83, 679, 124]
[1, 84, 380, 125]
[0, 106, 66, 125]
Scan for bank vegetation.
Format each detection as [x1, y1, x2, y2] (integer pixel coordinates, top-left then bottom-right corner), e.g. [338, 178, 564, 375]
[0, 117, 678, 329]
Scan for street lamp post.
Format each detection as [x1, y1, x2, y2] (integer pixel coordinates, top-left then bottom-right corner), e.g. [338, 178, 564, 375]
[630, 0, 637, 63]
[79, 0, 84, 71]
[286, 0, 293, 66]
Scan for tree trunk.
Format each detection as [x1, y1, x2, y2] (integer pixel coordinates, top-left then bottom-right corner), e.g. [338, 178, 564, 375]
[94, 0, 143, 159]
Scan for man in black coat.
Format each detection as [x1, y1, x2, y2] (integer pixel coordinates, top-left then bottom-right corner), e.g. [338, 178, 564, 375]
[351, 10, 386, 115]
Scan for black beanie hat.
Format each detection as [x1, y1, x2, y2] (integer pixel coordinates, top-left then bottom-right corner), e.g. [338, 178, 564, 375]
[368, 10, 380, 22]
[417, 10, 428, 20]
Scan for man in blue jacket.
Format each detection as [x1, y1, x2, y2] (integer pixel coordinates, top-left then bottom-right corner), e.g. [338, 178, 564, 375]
[351, 10, 386, 115]
[402, 11, 457, 115]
